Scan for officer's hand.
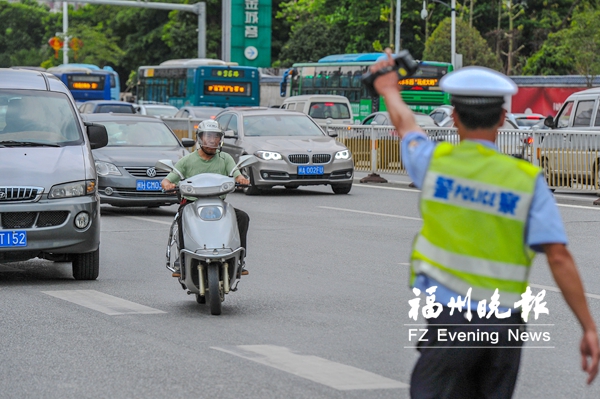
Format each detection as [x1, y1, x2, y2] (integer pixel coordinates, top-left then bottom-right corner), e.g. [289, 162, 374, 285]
[580, 329, 600, 384]
[236, 176, 250, 186]
[161, 179, 176, 191]
[371, 48, 403, 97]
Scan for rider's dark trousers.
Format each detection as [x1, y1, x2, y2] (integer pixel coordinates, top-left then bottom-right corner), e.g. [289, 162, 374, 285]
[234, 207, 249, 257]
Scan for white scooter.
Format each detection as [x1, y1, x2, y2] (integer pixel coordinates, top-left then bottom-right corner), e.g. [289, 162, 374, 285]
[156, 155, 258, 315]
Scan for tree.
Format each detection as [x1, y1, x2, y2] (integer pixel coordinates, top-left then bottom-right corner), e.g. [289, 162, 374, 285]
[423, 17, 501, 70]
[278, 19, 347, 66]
[0, 1, 49, 67]
[523, 7, 600, 85]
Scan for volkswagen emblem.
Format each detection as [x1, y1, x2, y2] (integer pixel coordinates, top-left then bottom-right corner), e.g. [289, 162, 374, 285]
[0, 191, 5, 200]
[146, 167, 157, 178]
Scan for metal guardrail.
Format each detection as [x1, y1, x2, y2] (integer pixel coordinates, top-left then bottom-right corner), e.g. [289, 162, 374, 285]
[323, 123, 600, 193]
[159, 117, 600, 193]
[161, 117, 203, 142]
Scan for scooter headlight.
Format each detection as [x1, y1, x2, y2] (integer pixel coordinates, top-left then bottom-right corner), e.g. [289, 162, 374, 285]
[198, 206, 223, 221]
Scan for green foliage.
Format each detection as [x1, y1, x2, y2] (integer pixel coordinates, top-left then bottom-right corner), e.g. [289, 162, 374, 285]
[424, 17, 502, 70]
[523, 6, 600, 81]
[0, 2, 48, 67]
[278, 19, 347, 66]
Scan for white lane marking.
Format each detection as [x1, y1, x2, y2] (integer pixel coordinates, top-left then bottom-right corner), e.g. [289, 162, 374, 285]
[42, 290, 166, 315]
[357, 181, 600, 210]
[354, 183, 418, 193]
[212, 345, 407, 391]
[121, 216, 173, 226]
[0, 264, 24, 272]
[556, 203, 600, 211]
[529, 283, 600, 300]
[319, 206, 422, 221]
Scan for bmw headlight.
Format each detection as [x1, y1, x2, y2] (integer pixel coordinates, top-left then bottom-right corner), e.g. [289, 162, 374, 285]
[255, 151, 282, 161]
[49, 180, 96, 199]
[335, 150, 351, 160]
[199, 206, 223, 221]
[95, 161, 122, 176]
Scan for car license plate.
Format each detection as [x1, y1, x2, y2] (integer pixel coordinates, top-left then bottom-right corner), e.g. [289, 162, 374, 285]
[298, 165, 324, 175]
[0, 230, 27, 247]
[136, 180, 162, 191]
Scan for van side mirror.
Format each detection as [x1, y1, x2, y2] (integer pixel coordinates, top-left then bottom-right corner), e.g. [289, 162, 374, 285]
[85, 122, 108, 149]
[544, 115, 555, 128]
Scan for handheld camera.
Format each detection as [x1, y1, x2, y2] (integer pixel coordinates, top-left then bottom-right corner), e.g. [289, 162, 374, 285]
[361, 50, 420, 98]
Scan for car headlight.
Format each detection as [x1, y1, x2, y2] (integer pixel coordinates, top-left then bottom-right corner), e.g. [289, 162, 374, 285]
[49, 180, 96, 199]
[95, 161, 122, 176]
[335, 150, 350, 160]
[255, 151, 282, 161]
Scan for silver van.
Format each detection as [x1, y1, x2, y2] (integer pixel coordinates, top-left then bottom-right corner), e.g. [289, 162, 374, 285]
[281, 94, 354, 125]
[540, 88, 600, 186]
[0, 69, 108, 280]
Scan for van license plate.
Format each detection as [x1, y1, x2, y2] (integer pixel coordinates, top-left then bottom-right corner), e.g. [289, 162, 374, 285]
[298, 166, 324, 175]
[136, 180, 162, 191]
[0, 231, 27, 247]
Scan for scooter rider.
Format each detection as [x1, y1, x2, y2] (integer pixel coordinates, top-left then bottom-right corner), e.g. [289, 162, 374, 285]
[161, 120, 251, 277]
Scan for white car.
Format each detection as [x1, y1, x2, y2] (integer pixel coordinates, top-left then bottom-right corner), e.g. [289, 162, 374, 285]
[133, 103, 178, 118]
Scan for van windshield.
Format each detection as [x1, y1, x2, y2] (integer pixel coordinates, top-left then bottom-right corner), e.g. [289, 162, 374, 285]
[0, 90, 82, 145]
[308, 101, 351, 119]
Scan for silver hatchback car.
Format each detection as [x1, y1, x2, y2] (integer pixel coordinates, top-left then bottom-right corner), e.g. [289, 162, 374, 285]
[0, 69, 108, 280]
[215, 108, 354, 194]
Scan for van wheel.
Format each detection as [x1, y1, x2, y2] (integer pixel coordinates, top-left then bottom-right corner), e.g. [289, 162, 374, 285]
[72, 249, 100, 280]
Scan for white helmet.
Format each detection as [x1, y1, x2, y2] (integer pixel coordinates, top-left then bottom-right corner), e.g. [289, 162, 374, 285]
[196, 119, 224, 154]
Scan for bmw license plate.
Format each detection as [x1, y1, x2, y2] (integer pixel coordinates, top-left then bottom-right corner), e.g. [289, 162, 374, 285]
[136, 180, 162, 191]
[298, 165, 324, 175]
[0, 230, 27, 247]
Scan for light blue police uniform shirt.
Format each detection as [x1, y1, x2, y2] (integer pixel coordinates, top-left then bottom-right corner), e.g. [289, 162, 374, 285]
[403, 132, 568, 310]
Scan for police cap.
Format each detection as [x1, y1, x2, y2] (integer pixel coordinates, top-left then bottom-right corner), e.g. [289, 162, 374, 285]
[440, 66, 518, 106]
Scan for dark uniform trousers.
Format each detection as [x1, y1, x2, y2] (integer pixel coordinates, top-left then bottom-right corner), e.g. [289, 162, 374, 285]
[410, 306, 525, 399]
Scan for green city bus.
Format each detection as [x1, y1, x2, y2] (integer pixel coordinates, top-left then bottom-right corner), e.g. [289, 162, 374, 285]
[280, 53, 453, 122]
[137, 59, 261, 108]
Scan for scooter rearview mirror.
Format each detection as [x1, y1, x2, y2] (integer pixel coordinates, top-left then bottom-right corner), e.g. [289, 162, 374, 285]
[229, 155, 259, 177]
[156, 159, 185, 180]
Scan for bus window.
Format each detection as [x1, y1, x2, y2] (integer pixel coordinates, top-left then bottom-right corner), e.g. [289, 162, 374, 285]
[351, 71, 363, 88]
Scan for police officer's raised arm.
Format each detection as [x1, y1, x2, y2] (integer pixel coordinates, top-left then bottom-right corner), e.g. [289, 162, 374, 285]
[371, 49, 424, 139]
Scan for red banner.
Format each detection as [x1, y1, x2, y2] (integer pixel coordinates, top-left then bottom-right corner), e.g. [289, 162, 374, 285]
[511, 87, 586, 117]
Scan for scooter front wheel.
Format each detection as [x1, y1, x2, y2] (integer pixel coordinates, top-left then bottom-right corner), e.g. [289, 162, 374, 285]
[207, 264, 222, 315]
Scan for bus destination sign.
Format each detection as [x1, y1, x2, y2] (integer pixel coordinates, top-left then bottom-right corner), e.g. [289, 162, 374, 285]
[211, 69, 245, 78]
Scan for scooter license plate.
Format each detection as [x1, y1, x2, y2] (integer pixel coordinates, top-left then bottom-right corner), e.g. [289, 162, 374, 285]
[0, 230, 27, 247]
[136, 180, 162, 191]
[297, 165, 324, 175]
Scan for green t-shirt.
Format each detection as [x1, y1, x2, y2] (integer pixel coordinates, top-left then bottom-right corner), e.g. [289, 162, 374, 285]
[166, 151, 241, 199]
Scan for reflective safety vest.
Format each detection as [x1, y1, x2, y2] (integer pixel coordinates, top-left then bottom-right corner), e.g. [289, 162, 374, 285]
[410, 140, 540, 308]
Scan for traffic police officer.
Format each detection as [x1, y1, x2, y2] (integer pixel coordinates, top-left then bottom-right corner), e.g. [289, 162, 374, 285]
[370, 49, 600, 398]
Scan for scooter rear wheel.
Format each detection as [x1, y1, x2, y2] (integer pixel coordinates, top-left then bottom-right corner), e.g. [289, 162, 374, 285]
[207, 264, 222, 315]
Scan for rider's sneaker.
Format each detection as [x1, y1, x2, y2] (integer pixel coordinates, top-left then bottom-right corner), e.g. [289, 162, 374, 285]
[172, 259, 181, 278]
[240, 260, 249, 276]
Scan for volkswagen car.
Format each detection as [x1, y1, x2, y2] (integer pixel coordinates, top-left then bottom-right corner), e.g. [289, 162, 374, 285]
[81, 113, 195, 207]
[215, 108, 354, 194]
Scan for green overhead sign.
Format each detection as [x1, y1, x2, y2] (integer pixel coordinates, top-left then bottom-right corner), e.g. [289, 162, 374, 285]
[230, 0, 271, 67]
